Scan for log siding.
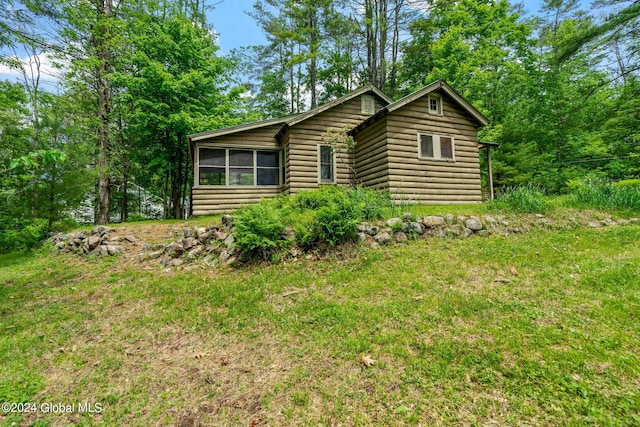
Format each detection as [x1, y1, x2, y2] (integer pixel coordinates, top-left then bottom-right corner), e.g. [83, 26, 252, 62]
[188, 80, 488, 215]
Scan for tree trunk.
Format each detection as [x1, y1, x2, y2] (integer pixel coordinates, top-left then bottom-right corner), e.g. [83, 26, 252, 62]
[95, 0, 113, 225]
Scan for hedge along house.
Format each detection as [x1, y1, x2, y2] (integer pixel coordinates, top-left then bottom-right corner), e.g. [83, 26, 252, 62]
[188, 80, 490, 216]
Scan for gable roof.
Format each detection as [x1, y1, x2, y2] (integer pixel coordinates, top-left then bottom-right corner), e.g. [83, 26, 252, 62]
[188, 84, 392, 149]
[188, 115, 295, 143]
[350, 80, 489, 135]
[286, 85, 393, 128]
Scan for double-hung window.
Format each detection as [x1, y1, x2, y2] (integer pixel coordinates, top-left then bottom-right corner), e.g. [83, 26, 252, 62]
[198, 148, 281, 186]
[318, 145, 335, 184]
[418, 133, 455, 161]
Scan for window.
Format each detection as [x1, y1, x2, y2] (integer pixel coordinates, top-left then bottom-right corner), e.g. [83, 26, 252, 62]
[361, 94, 375, 115]
[318, 145, 335, 184]
[199, 148, 225, 185]
[428, 94, 442, 115]
[198, 148, 281, 186]
[418, 133, 455, 161]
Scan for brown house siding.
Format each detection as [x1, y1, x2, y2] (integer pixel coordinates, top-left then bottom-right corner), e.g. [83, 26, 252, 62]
[192, 187, 281, 216]
[286, 96, 385, 194]
[385, 91, 482, 204]
[354, 118, 389, 190]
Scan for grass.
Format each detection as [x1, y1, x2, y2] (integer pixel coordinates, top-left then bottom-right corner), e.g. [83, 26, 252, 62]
[1, 211, 640, 425]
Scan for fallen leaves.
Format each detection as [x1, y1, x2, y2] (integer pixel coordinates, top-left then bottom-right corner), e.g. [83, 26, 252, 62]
[361, 355, 376, 367]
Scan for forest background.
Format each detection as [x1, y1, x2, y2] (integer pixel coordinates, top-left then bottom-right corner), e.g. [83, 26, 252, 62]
[0, 0, 638, 241]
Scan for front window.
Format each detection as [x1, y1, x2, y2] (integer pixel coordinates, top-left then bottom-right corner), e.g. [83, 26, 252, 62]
[198, 148, 282, 186]
[199, 148, 226, 185]
[319, 145, 335, 183]
[418, 133, 455, 161]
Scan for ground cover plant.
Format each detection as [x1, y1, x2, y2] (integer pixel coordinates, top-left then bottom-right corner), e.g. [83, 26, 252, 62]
[1, 206, 639, 426]
[234, 187, 392, 259]
[567, 177, 640, 213]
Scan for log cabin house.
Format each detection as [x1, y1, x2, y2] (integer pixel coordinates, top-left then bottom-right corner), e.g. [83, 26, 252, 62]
[188, 80, 490, 216]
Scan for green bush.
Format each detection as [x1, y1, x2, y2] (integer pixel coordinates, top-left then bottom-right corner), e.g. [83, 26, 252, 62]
[126, 213, 150, 222]
[568, 176, 640, 212]
[345, 187, 392, 220]
[313, 190, 362, 246]
[0, 217, 49, 253]
[491, 184, 548, 213]
[234, 201, 290, 260]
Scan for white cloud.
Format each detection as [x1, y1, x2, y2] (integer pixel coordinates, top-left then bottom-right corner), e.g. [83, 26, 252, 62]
[0, 51, 64, 89]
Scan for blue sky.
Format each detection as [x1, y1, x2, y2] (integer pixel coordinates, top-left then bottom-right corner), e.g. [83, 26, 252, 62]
[0, 0, 583, 85]
[209, 0, 553, 53]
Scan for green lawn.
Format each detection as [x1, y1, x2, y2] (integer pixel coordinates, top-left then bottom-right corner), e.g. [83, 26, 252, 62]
[1, 214, 639, 426]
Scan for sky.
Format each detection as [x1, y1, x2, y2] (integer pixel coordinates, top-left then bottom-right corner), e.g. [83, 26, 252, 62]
[208, 0, 553, 54]
[0, 0, 584, 86]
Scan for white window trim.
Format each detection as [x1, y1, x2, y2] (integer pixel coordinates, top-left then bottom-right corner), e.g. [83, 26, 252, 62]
[317, 144, 337, 184]
[417, 132, 456, 162]
[361, 94, 375, 115]
[195, 146, 283, 188]
[428, 93, 443, 116]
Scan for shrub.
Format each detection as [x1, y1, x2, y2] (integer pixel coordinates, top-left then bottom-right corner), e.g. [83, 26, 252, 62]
[346, 187, 392, 221]
[491, 184, 548, 213]
[314, 191, 362, 246]
[0, 217, 49, 253]
[568, 176, 640, 212]
[234, 201, 290, 260]
[293, 186, 342, 210]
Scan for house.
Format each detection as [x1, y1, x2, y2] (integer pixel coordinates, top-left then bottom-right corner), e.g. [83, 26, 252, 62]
[188, 80, 490, 216]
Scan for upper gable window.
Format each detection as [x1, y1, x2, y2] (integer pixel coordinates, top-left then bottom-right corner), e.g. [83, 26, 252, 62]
[361, 94, 375, 115]
[428, 94, 442, 116]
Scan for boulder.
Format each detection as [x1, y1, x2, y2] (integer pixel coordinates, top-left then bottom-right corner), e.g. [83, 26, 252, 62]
[215, 231, 228, 241]
[386, 218, 402, 227]
[182, 237, 199, 250]
[357, 232, 368, 243]
[124, 235, 138, 243]
[222, 214, 235, 226]
[147, 250, 164, 260]
[409, 221, 424, 235]
[91, 226, 111, 235]
[365, 225, 380, 236]
[106, 245, 122, 255]
[461, 227, 473, 238]
[374, 231, 392, 245]
[186, 246, 204, 260]
[402, 212, 416, 222]
[444, 214, 455, 223]
[164, 242, 184, 258]
[162, 258, 183, 267]
[84, 235, 100, 250]
[219, 250, 232, 262]
[183, 228, 196, 238]
[395, 231, 408, 242]
[223, 234, 235, 247]
[423, 216, 445, 228]
[197, 231, 212, 244]
[465, 218, 483, 231]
